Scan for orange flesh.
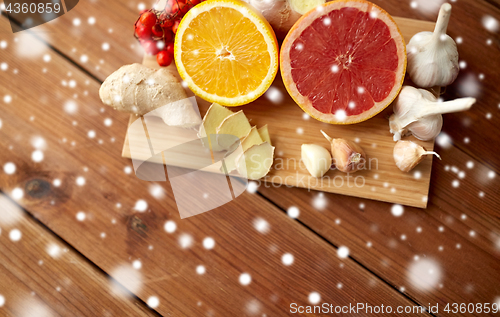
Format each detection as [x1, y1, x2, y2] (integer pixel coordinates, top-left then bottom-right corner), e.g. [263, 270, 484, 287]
[289, 7, 399, 116]
[180, 7, 272, 98]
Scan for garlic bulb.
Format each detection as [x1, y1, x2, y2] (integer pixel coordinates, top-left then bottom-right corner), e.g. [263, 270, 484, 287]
[393, 140, 441, 172]
[389, 86, 476, 141]
[407, 3, 459, 87]
[321, 131, 366, 173]
[301, 144, 332, 178]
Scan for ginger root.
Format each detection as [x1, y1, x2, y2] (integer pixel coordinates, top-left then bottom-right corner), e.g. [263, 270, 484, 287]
[99, 64, 201, 128]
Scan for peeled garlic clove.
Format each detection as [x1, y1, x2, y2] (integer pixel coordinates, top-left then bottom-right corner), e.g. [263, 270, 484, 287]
[301, 144, 332, 178]
[321, 130, 366, 173]
[393, 140, 441, 172]
[407, 3, 459, 87]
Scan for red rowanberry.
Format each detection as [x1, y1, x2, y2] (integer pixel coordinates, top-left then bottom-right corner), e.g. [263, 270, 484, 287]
[151, 24, 164, 37]
[139, 11, 157, 29]
[157, 51, 173, 67]
[136, 25, 152, 39]
[165, 42, 175, 56]
[141, 40, 160, 55]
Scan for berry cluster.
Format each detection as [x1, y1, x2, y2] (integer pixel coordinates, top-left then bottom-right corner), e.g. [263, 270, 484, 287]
[134, 0, 203, 67]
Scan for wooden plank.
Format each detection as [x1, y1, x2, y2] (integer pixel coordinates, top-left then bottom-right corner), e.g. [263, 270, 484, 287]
[258, 145, 500, 310]
[0, 194, 158, 317]
[0, 18, 426, 316]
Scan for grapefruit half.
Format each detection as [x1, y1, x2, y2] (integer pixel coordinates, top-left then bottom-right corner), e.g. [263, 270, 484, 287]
[281, 0, 406, 124]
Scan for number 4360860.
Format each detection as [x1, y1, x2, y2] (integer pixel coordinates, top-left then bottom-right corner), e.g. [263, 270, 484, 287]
[5, 2, 61, 14]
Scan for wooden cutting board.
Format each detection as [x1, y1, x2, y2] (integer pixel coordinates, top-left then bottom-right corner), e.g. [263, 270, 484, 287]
[122, 17, 438, 208]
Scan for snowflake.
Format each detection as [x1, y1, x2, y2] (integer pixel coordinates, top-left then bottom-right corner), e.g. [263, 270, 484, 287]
[287, 206, 300, 218]
[482, 15, 499, 32]
[436, 132, 452, 149]
[132, 260, 142, 270]
[179, 234, 193, 249]
[239, 273, 251, 286]
[308, 292, 321, 304]
[76, 176, 85, 186]
[134, 200, 148, 212]
[164, 220, 177, 233]
[253, 218, 270, 234]
[313, 193, 327, 210]
[391, 204, 404, 217]
[63, 100, 78, 114]
[196, 265, 206, 275]
[246, 181, 258, 193]
[3, 162, 16, 174]
[47, 243, 61, 258]
[457, 73, 481, 97]
[149, 184, 165, 199]
[110, 265, 143, 296]
[31, 150, 44, 162]
[265, 87, 283, 104]
[76, 211, 86, 221]
[335, 110, 346, 121]
[281, 253, 294, 266]
[337, 246, 349, 258]
[12, 188, 23, 200]
[202, 237, 215, 249]
[408, 259, 442, 291]
[9, 229, 22, 241]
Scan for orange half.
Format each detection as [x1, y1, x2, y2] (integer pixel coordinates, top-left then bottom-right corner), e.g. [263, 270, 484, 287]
[174, 0, 279, 106]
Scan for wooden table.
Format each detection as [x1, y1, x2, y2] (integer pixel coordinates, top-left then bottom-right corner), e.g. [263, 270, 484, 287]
[0, 0, 499, 316]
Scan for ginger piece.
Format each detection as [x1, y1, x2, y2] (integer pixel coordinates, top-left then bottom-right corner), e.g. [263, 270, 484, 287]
[99, 63, 201, 128]
[257, 124, 272, 146]
[236, 142, 275, 180]
[216, 110, 252, 150]
[198, 103, 234, 152]
[221, 126, 264, 173]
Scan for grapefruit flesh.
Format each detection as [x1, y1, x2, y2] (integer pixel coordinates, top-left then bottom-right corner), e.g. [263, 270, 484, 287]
[281, 0, 406, 124]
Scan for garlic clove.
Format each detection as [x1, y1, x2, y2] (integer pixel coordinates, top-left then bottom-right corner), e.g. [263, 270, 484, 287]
[389, 86, 476, 141]
[321, 130, 366, 173]
[407, 3, 459, 88]
[301, 144, 332, 178]
[393, 140, 441, 172]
